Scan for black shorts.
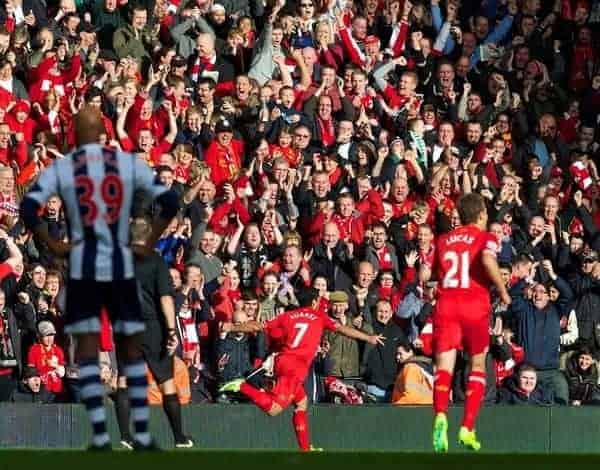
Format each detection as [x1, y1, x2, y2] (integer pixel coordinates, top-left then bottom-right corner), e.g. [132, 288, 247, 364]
[142, 320, 174, 384]
[65, 278, 144, 337]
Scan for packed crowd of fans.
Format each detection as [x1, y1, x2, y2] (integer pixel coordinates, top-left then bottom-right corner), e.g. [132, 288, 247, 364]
[0, 0, 598, 407]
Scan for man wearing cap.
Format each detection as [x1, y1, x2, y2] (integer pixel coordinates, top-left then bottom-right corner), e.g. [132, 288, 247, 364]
[204, 118, 244, 190]
[171, 55, 194, 90]
[27, 320, 66, 396]
[325, 290, 374, 378]
[11, 366, 54, 403]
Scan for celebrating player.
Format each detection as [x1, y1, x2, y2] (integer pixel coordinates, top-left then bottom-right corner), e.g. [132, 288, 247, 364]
[431, 193, 511, 452]
[19, 106, 180, 450]
[218, 287, 385, 451]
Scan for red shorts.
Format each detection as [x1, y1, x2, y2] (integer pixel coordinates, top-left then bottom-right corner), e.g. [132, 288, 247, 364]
[270, 354, 308, 409]
[432, 293, 490, 356]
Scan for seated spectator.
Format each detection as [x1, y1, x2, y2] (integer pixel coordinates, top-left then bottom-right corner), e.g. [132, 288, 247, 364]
[391, 342, 433, 405]
[497, 363, 553, 406]
[11, 365, 54, 403]
[27, 321, 65, 398]
[564, 347, 600, 406]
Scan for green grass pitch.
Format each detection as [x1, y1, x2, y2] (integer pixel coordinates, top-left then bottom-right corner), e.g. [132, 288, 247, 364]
[1, 451, 599, 470]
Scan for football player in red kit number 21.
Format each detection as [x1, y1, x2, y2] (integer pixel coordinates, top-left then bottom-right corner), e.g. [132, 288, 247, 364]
[219, 288, 385, 451]
[432, 193, 511, 452]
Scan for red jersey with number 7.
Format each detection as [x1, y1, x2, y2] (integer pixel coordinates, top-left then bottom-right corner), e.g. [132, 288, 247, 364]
[435, 224, 499, 303]
[264, 307, 338, 365]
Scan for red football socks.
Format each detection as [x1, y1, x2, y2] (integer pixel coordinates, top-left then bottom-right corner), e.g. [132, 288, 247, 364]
[433, 369, 452, 415]
[462, 371, 486, 431]
[293, 410, 310, 451]
[240, 382, 274, 413]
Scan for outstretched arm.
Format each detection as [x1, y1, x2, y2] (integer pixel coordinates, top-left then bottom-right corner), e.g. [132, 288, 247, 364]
[336, 324, 385, 345]
[222, 320, 264, 334]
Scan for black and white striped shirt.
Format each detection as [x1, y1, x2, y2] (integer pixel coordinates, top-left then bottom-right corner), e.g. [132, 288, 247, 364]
[22, 144, 170, 281]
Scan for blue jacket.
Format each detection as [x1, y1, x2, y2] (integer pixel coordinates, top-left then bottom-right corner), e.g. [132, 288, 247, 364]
[508, 281, 568, 370]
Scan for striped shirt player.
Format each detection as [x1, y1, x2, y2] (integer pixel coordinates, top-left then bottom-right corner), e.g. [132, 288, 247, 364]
[20, 143, 180, 335]
[19, 107, 179, 451]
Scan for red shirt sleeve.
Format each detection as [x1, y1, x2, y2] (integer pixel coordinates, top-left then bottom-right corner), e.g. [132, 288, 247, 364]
[27, 344, 39, 367]
[482, 231, 499, 257]
[119, 136, 135, 152]
[264, 315, 286, 340]
[323, 314, 338, 332]
[0, 263, 14, 282]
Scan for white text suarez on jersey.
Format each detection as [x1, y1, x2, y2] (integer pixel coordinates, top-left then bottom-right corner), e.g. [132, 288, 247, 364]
[289, 311, 318, 321]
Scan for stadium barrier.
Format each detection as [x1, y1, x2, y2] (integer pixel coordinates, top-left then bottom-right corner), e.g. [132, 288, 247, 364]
[1, 404, 599, 452]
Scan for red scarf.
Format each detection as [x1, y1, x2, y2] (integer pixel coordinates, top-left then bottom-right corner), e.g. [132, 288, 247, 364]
[190, 55, 215, 83]
[317, 116, 335, 147]
[332, 213, 353, 241]
[177, 311, 198, 353]
[376, 246, 394, 270]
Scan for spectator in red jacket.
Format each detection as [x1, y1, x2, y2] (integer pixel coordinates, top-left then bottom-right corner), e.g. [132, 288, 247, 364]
[116, 99, 177, 166]
[204, 118, 244, 190]
[5, 100, 36, 144]
[27, 321, 65, 395]
[0, 122, 27, 169]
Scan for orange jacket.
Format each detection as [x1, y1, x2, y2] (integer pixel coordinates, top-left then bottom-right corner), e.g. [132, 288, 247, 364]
[391, 361, 434, 405]
[147, 356, 191, 405]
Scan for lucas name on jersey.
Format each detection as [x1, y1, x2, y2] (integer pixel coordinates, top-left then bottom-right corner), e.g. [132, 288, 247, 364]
[444, 234, 475, 246]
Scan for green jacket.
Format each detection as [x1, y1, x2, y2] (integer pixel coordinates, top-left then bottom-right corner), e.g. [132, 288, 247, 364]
[113, 23, 156, 61]
[325, 321, 373, 378]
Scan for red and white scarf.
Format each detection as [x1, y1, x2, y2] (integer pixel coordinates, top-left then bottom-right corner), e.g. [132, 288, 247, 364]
[190, 54, 216, 83]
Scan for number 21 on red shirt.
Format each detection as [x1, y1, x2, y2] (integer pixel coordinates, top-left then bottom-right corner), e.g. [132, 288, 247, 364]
[442, 251, 471, 289]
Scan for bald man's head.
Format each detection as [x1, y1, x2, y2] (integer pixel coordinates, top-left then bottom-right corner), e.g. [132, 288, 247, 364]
[75, 106, 105, 146]
[323, 222, 340, 248]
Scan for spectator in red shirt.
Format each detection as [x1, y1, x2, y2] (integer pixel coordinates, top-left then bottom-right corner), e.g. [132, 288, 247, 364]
[27, 321, 65, 395]
[204, 118, 244, 190]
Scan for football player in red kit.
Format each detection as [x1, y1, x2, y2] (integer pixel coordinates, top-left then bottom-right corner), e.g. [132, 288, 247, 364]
[432, 193, 511, 452]
[219, 288, 384, 451]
